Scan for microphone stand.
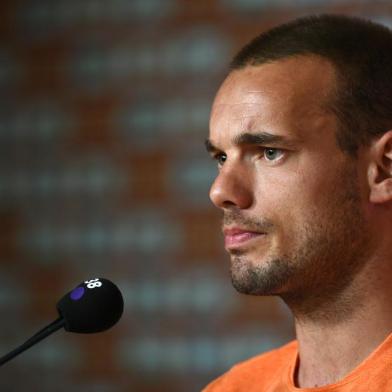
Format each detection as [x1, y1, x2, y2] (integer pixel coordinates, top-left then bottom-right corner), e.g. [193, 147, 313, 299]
[0, 317, 65, 367]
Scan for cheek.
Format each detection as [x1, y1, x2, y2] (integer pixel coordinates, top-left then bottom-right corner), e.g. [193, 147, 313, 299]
[252, 166, 328, 241]
[252, 169, 306, 234]
[253, 165, 311, 212]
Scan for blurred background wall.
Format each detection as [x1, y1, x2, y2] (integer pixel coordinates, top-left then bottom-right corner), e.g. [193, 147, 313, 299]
[0, 0, 391, 391]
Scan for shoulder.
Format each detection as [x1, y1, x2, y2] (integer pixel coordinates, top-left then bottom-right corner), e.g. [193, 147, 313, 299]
[202, 340, 297, 392]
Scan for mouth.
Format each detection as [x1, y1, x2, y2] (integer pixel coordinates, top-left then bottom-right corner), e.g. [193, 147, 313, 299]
[223, 227, 266, 250]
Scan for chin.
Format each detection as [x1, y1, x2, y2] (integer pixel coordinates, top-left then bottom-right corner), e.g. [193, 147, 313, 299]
[230, 254, 296, 296]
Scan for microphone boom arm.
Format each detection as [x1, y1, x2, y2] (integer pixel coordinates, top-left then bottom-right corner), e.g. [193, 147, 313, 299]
[0, 317, 65, 367]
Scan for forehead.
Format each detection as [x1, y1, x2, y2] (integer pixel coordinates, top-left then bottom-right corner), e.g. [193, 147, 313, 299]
[209, 56, 338, 144]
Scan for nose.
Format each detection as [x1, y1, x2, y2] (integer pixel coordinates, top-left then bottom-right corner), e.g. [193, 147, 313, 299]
[209, 163, 253, 210]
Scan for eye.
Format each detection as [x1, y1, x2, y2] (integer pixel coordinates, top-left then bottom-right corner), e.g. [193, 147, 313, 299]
[214, 153, 227, 166]
[263, 148, 284, 162]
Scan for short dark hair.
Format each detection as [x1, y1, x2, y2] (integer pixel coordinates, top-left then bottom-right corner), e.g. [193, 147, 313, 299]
[231, 14, 392, 155]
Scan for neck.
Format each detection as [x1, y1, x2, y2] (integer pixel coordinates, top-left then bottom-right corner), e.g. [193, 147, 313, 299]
[285, 257, 392, 388]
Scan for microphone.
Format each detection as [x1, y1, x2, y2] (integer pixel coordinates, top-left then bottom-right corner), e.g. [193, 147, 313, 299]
[0, 278, 124, 367]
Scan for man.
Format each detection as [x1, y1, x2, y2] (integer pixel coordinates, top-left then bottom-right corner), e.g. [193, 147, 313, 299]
[203, 14, 392, 391]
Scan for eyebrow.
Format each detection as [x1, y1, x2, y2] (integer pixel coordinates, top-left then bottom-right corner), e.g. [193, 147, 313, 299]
[205, 131, 294, 153]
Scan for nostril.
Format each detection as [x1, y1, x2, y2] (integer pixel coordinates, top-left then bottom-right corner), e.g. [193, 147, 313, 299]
[222, 200, 237, 208]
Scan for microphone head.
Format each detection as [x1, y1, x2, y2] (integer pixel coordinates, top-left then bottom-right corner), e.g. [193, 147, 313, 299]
[57, 278, 124, 333]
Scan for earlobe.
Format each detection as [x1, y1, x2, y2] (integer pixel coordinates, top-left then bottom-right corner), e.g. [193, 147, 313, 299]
[368, 130, 392, 204]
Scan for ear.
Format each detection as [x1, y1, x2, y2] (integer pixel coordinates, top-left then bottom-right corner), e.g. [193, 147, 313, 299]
[368, 130, 392, 204]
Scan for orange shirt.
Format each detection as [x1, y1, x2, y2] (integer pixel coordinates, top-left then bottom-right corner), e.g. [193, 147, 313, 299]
[202, 333, 392, 391]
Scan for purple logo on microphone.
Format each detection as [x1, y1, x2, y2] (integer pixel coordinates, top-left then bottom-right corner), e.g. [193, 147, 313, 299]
[70, 286, 85, 301]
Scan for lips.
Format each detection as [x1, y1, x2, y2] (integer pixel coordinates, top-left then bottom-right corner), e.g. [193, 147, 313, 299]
[223, 227, 265, 249]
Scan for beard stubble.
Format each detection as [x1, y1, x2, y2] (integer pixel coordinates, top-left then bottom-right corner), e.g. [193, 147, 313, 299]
[227, 164, 372, 321]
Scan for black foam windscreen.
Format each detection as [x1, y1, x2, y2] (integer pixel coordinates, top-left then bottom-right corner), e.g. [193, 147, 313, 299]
[56, 278, 124, 333]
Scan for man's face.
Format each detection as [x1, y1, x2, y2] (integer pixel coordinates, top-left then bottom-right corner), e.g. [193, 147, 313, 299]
[207, 56, 371, 304]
